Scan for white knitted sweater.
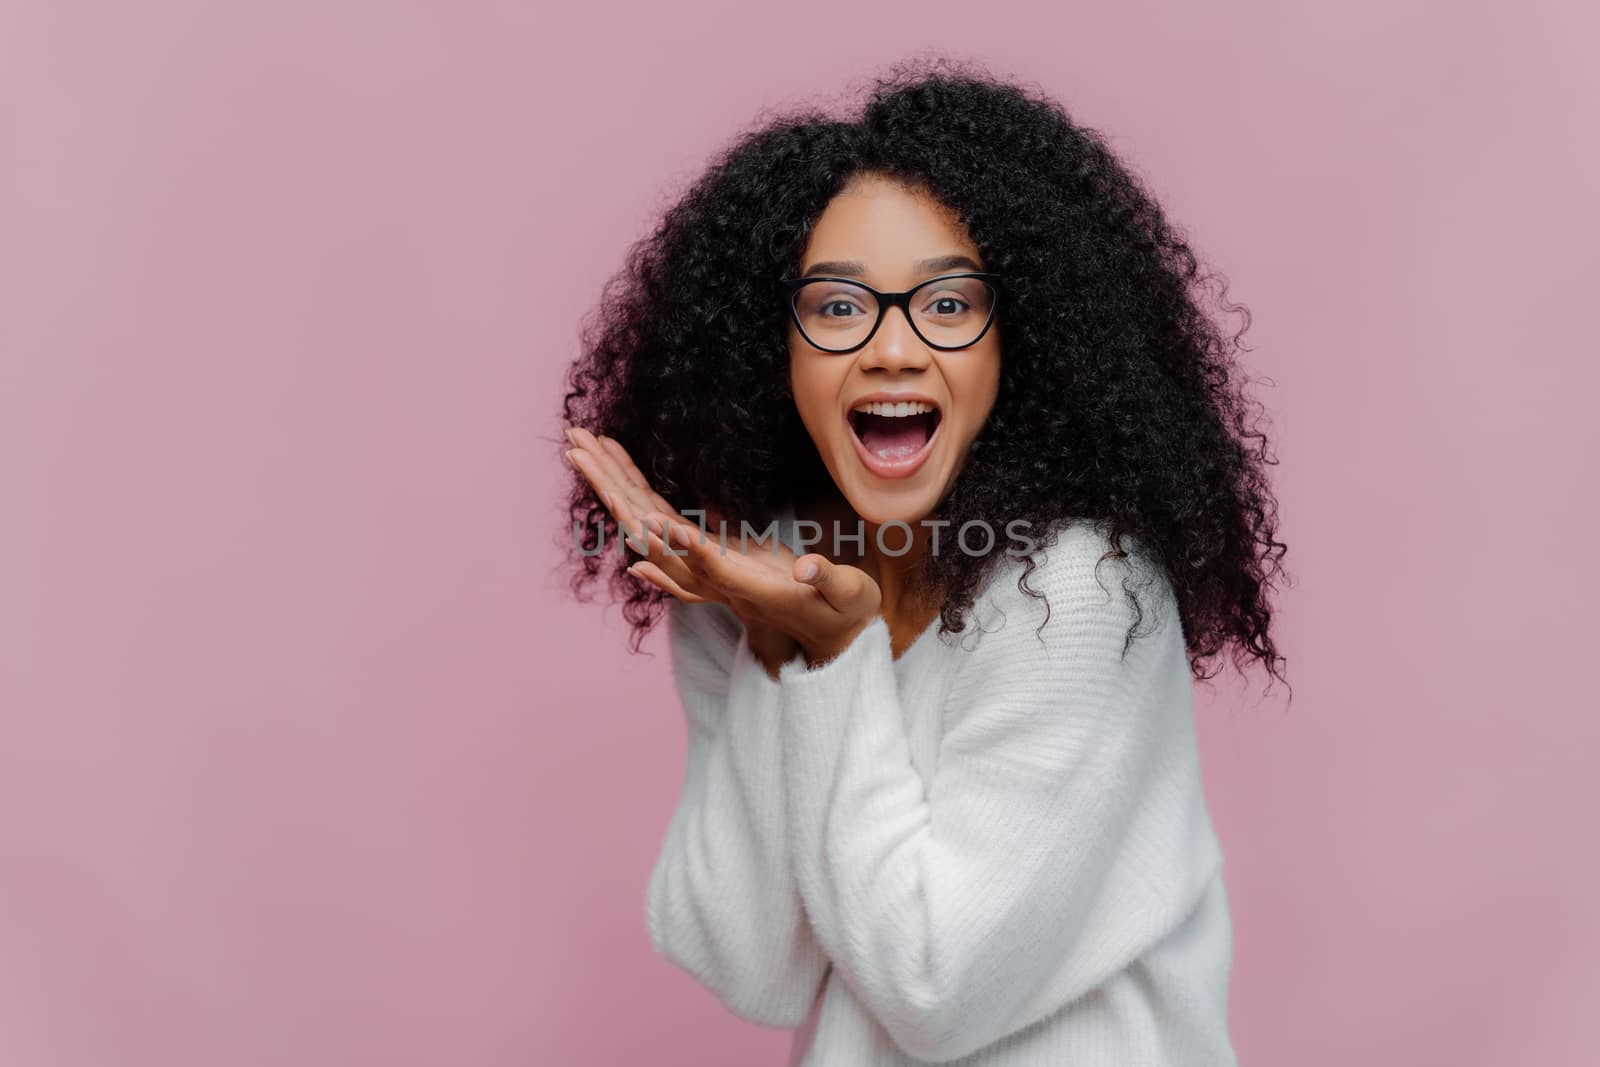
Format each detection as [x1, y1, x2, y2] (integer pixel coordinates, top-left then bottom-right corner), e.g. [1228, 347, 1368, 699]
[644, 516, 1236, 1065]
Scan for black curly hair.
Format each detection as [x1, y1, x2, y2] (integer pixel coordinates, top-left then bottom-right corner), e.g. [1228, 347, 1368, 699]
[560, 55, 1289, 691]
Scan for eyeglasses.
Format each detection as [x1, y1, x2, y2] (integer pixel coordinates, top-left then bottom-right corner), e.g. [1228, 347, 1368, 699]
[782, 272, 1003, 354]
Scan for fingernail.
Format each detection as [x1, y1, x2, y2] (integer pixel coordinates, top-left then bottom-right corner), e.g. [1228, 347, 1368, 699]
[564, 428, 577, 446]
[798, 561, 819, 581]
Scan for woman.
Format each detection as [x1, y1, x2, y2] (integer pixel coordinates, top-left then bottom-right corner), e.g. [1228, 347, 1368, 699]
[562, 57, 1287, 1066]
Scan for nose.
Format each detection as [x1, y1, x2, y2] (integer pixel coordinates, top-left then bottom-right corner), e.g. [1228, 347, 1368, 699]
[858, 304, 932, 373]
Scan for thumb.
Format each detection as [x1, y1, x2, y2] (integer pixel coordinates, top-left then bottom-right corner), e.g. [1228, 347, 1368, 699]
[795, 555, 875, 613]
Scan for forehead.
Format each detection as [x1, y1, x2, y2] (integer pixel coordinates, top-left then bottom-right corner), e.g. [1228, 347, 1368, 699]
[802, 174, 980, 270]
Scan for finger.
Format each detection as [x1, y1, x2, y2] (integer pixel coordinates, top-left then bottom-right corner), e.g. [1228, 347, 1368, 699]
[576, 459, 667, 566]
[573, 428, 675, 526]
[634, 520, 712, 594]
[703, 503, 785, 560]
[695, 507, 744, 556]
[663, 511, 783, 596]
[573, 430, 705, 561]
[568, 428, 637, 507]
[698, 503, 733, 546]
[704, 508, 779, 565]
[628, 560, 711, 603]
[565, 447, 633, 525]
[795, 555, 877, 614]
[566, 433, 668, 545]
[599, 435, 681, 518]
[596, 435, 651, 493]
[563, 444, 616, 508]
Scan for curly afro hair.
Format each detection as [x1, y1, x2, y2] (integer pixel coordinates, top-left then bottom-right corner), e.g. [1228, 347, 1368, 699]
[561, 55, 1289, 690]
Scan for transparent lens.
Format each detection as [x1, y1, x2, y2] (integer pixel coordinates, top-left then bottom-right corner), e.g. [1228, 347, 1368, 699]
[793, 280, 879, 350]
[910, 276, 995, 347]
[791, 276, 996, 352]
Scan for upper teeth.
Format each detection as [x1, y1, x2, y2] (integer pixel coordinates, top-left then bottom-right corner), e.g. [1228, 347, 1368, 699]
[852, 400, 937, 417]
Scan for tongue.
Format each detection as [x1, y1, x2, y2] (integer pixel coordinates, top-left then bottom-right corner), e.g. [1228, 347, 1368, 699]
[857, 413, 931, 458]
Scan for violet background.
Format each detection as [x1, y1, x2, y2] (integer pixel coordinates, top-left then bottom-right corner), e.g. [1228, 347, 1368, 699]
[2, 1, 1596, 1064]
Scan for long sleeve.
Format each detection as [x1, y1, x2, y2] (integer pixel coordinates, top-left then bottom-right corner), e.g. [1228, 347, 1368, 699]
[644, 598, 830, 1028]
[775, 526, 1214, 1063]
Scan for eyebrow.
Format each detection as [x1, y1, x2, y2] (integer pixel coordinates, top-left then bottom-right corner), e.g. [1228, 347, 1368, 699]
[799, 254, 983, 280]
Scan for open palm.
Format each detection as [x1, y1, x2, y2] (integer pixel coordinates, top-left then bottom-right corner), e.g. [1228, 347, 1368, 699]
[564, 427, 798, 605]
[565, 427, 882, 669]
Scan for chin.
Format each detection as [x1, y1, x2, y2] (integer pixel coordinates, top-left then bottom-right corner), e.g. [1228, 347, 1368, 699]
[831, 449, 952, 529]
[845, 491, 936, 529]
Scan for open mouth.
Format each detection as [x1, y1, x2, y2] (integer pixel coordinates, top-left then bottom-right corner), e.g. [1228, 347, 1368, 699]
[846, 399, 943, 478]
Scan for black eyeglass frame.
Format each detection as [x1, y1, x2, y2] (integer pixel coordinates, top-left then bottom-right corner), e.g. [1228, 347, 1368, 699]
[781, 272, 1005, 355]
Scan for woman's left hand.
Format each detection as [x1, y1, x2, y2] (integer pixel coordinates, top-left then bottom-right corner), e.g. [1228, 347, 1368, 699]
[655, 515, 882, 668]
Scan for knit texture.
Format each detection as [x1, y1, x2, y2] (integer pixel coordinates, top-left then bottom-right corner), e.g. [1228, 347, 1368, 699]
[645, 517, 1235, 1065]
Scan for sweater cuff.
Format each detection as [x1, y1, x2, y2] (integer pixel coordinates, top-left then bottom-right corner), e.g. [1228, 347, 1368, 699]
[725, 623, 798, 717]
[776, 615, 894, 718]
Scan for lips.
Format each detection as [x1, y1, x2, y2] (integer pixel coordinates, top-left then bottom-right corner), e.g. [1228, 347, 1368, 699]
[845, 399, 943, 479]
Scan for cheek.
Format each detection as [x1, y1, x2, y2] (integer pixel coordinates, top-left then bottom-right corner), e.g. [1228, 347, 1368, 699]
[788, 353, 843, 440]
[950, 354, 1002, 436]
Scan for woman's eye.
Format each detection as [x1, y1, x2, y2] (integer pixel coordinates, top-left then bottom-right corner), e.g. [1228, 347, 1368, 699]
[924, 295, 970, 316]
[821, 300, 863, 318]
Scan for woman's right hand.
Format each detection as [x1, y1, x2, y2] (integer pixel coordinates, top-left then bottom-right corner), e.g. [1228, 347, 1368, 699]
[564, 427, 801, 675]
